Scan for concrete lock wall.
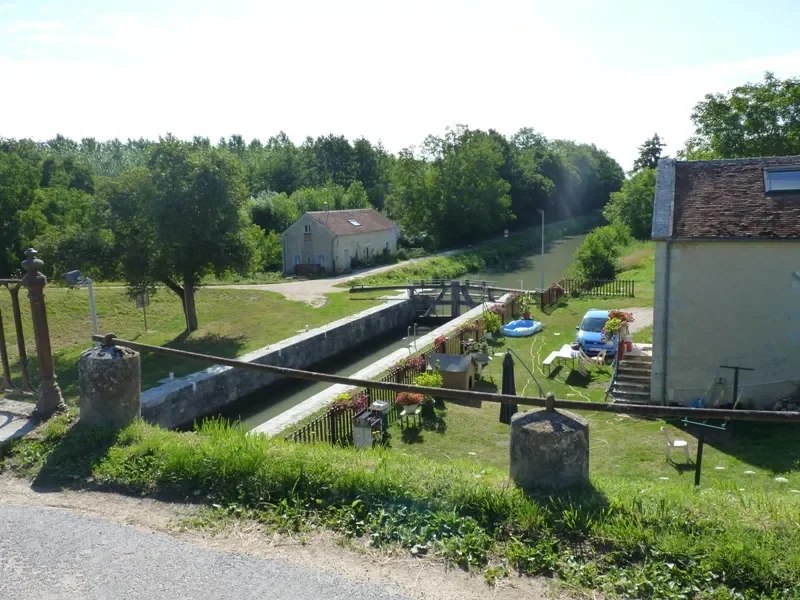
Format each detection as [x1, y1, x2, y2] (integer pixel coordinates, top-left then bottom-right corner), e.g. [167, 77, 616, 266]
[652, 240, 800, 408]
[141, 295, 415, 429]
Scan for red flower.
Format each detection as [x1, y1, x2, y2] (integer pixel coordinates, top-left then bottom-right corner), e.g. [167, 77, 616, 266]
[396, 392, 423, 406]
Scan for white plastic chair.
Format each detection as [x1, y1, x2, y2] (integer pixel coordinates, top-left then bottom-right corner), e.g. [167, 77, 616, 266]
[661, 427, 690, 462]
[594, 349, 607, 366]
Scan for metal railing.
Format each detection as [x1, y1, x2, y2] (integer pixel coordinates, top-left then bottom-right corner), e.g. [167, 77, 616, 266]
[559, 278, 635, 298]
[0, 249, 64, 416]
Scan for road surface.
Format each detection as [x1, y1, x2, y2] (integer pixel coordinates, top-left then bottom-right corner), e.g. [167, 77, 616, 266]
[0, 503, 409, 600]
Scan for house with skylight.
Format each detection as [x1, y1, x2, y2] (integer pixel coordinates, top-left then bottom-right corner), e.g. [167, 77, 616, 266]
[282, 208, 399, 275]
[650, 156, 800, 409]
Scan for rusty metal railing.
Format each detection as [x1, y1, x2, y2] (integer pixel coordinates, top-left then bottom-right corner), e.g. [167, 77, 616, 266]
[0, 249, 65, 417]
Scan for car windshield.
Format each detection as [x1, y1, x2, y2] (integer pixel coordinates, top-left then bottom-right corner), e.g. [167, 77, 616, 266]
[580, 317, 607, 333]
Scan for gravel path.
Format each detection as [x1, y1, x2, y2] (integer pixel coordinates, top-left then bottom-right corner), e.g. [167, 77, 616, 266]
[0, 504, 409, 600]
[215, 249, 464, 306]
[624, 307, 654, 333]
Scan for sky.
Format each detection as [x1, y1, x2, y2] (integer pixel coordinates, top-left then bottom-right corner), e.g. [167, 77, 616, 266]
[2, 0, 800, 170]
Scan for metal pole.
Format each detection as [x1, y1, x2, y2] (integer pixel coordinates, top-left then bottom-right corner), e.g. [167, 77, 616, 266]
[694, 434, 704, 486]
[143, 302, 148, 331]
[21, 249, 65, 417]
[87, 279, 99, 336]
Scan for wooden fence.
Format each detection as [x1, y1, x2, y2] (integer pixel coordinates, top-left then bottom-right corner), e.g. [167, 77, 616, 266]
[285, 294, 520, 445]
[559, 278, 635, 298]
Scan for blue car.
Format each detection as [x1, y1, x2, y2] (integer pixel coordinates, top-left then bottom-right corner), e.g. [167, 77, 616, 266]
[575, 309, 617, 356]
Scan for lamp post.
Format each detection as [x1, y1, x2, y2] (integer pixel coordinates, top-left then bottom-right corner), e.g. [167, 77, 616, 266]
[64, 270, 98, 337]
[537, 209, 545, 290]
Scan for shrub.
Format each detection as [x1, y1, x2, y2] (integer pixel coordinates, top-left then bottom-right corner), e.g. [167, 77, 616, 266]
[571, 225, 630, 280]
[396, 392, 423, 406]
[413, 370, 443, 404]
[481, 310, 502, 335]
[396, 248, 408, 261]
[398, 355, 425, 371]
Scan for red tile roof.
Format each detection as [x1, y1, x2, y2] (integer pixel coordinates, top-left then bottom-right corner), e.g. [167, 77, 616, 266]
[308, 209, 396, 236]
[673, 157, 800, 239]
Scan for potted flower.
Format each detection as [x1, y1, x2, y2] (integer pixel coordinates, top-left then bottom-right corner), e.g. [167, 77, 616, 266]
[467, 339, 491, 378]
[460, 321, 479, 342]
[396, 392, 423, 417]
[434, 334, 447, 353]
[413, 370, 443, 417]
[602, 311, 635, 357]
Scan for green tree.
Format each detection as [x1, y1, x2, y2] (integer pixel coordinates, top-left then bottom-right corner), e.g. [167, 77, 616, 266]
[103, 137, 260, 331]
[687, 72, 800, 158]
[602, 168, 656, 239]
[632, 134, 666, 172]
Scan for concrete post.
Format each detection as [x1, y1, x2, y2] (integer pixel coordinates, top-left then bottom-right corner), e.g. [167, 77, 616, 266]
[510, 393, 589, 491]
[20, 248, 65, 417]
[79, 339, 141, 428]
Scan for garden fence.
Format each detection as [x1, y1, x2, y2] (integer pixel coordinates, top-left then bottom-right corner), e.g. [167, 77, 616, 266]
[559, 278, 635, 298]
[285, 294, 520, 445]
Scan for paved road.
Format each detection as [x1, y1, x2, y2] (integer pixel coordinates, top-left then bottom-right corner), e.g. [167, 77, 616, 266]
[0, 504, 409, 600]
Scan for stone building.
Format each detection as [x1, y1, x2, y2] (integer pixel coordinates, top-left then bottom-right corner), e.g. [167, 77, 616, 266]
[651, 156, 800, 408]
[282, 208, 398, 275]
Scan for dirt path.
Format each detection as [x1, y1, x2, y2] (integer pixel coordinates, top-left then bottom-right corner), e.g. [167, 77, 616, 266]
[215, 250, 464, 306]
[0, 475, 568, 600]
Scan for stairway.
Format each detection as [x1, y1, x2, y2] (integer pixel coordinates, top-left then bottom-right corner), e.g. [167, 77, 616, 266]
[610, 346, 652, 404]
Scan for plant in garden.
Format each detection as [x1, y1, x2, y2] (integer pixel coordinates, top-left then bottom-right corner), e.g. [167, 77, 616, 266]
[481, 310, 502, 335]
[328, 391, 367, 413]
[413, 370, 443, 405]
[602, 310, 634, 340]
[395, 392, 423, 406]
[398, 355, 425, 372]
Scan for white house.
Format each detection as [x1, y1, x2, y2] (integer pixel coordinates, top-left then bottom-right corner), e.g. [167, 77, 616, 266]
[282, 208, 399, 275]
[651, 156, 800, 409]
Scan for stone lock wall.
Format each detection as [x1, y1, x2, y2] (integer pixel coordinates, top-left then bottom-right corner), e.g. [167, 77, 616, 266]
[141, 295, 415, 429]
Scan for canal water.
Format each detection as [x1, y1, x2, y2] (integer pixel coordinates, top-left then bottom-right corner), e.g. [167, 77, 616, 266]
[223, 323, 435, 430]
[228, 230, 586, 431]
[469, 234, 586, 290]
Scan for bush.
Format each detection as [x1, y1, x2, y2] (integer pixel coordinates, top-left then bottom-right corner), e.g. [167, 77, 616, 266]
[571, 225, 630, 280]
[413, 370, 443, 404]
[396, 248, 408, 261]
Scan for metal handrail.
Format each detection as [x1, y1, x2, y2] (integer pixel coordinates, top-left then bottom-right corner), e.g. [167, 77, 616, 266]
[605, 350, 620, 403]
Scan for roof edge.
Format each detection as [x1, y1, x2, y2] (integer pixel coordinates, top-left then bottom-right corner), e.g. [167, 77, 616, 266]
[651, 158, 676, 240]
[675, 154, 800, 167]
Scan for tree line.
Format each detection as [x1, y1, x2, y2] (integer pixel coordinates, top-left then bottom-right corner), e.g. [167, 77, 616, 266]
[1, 127, 624, 330]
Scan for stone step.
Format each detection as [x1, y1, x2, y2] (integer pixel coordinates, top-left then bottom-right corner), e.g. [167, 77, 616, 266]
[618, 366, 651, 376]
[611, 389, 651, 401]
[617, 372, 651, 382]
[613, 380, 650, 391]
[621, 355, 653, 365]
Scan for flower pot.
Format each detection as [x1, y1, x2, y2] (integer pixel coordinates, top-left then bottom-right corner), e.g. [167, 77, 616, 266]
[421, 402, 435, 419]
[522, 311, 531, 319]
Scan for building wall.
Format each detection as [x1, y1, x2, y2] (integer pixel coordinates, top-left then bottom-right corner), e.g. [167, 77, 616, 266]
[651, 240, 800, 408]
[333, 228, 398, 273]
[282, 214, 335, 274]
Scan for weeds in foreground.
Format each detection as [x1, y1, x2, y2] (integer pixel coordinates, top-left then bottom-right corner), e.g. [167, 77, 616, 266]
[2, 417, 799, 599]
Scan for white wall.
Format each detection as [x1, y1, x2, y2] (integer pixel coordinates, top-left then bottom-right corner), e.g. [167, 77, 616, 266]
[333, 228, 398, 273]
[652, 240, 800, 408]
[282, 214, 335, 274]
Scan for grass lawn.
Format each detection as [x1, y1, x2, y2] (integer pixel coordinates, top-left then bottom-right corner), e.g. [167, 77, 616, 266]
[1, 287, 381, 402]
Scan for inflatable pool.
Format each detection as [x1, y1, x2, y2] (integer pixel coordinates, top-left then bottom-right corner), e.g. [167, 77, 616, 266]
[499, 319, 543, 338]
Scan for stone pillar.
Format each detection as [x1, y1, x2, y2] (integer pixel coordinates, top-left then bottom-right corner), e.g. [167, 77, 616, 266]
[20, 248, 65, 417]
[510, 393, 589, 491]
[79, 342, 141, 428]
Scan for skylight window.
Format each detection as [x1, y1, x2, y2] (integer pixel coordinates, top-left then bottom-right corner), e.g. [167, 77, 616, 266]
[764, 167, 800, 193]
[348, 219, 361, 226]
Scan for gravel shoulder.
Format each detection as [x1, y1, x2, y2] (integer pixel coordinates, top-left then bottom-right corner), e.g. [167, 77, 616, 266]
[0, 475, 563, 600]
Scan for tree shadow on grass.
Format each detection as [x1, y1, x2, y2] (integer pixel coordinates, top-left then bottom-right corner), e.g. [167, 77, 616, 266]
[140, 333, 248, 389]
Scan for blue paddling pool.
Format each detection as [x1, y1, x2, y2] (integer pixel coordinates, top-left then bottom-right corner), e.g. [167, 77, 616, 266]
[499, 319, 543, 337]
